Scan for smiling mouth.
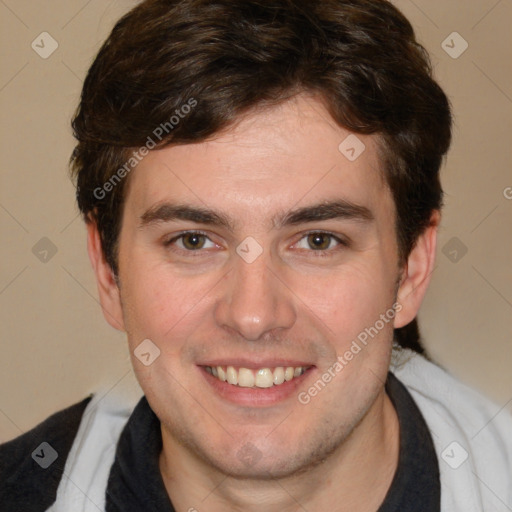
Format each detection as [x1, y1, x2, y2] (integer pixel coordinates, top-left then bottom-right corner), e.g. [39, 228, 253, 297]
[203, 365, 311, 388]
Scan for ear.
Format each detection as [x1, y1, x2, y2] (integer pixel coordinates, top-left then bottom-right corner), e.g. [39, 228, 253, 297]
[86, 220, 126, 332]
[394, 211, 440, 329]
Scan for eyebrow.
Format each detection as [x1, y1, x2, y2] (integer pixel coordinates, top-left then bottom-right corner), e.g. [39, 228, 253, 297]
[278, 200, 373, 227]
[140, 203, 234, 230]
[139, 199, 373, 231]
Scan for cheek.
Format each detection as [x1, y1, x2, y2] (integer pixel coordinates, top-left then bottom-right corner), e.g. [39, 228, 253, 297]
[291, 261, 395, 338]
[121, 254, 218, 352]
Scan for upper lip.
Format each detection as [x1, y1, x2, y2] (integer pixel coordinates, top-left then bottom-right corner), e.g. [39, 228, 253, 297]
[198, 359, 314, 369]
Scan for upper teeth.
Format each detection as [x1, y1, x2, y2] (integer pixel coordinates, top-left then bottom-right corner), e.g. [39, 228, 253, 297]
[205, 365, 306, 388]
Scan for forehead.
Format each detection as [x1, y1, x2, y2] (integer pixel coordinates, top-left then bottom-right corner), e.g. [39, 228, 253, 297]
[124, 94, 392, 223]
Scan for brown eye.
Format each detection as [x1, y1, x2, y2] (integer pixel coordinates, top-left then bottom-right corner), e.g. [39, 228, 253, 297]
[180, 233, 207, 250]
[307, 233, 333, 250]
[164, 231, 218, 254]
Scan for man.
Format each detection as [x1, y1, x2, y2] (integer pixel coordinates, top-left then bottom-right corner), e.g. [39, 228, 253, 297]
[1, 0, 511, 511]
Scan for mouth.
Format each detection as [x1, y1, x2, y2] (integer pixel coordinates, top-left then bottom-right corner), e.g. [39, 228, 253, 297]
[204, 365, 309, 388]
[199, 362, 315, 406]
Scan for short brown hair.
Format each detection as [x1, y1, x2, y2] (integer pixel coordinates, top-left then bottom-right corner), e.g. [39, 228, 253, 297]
[71, 0, 452, 353]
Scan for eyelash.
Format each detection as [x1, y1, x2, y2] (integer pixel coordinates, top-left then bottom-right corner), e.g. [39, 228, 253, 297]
[163, 230, 348, 256]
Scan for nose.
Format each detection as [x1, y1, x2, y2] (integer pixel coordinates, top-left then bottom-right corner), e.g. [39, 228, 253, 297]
[214, 250, 297, 342]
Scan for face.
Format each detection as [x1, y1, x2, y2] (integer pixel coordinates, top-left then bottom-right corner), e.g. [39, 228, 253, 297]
[95, 94, 427, 478]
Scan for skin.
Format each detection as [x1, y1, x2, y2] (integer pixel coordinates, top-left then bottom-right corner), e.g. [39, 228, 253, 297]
[88, 94, 439, 511]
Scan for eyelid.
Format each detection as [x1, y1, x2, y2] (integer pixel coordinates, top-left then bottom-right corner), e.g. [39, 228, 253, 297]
[293, 230, 349, 249]
[164, 230, 218, 250]
[162, 229, 349, 255]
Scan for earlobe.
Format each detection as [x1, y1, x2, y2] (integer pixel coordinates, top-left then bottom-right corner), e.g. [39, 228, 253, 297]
[86, 221, 126, 332]
[394, 212, 440, 329]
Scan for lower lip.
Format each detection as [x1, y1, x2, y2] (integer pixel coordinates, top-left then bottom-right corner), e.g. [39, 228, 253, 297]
[199, 366, 315, 407]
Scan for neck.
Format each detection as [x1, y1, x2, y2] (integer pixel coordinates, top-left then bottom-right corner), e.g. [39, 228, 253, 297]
[159, 388, 399, 512]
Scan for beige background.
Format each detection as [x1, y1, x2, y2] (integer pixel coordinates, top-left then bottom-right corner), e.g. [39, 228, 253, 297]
[1, 0, 511, 443]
